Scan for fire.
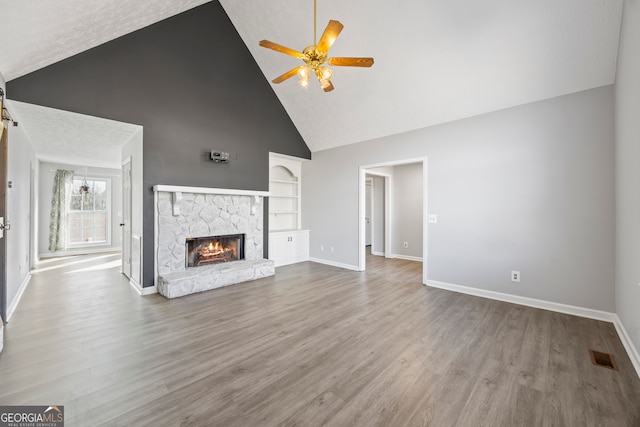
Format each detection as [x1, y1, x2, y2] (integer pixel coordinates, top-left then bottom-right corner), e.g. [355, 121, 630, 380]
[191, 237, 239, 266]
[208, 241, 223, 252]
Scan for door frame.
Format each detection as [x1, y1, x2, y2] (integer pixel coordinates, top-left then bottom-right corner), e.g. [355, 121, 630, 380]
[0, 104, 7, 323]
[365, 177, 373, 247]
[121, 156, 132, 278]
[358, 157, 428, 284]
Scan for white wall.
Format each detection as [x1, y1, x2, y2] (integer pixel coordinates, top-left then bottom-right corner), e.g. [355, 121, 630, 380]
[5, 118, 37, 320]
[392, 163, 423, 259]
[38, 161, 122, 257]
[615, 0, 640, 360]
[303, 86, 615, 312]
[0, 71, 5, 91]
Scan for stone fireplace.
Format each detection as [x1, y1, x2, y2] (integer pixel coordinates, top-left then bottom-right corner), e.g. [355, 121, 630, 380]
[153, 185, 274, 298]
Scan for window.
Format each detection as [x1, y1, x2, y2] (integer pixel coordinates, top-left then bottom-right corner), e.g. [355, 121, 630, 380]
[67, 177, 110, 246]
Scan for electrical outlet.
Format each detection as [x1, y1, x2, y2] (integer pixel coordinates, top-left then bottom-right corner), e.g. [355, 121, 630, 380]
[403, 242, 409, 248]
[320, 245, 324, 251]
[428, 214, 438, 224]
[511, 271, 521, 283]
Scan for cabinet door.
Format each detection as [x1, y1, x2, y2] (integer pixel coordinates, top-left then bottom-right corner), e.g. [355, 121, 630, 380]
[269, 234, 290, 261]
[290, 232, 309, 260]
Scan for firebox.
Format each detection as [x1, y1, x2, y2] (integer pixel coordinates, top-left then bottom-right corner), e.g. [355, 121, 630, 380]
[185, 234, 245, 267]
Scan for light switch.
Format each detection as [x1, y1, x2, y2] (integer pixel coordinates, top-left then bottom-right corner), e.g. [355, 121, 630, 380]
[428, 214, 438, 224]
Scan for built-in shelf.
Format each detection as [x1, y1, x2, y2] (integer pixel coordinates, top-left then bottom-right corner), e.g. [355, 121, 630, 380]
[270, 211, 299, 214]
[270, 179, 299, 185]
[268, 154, 309, 267]
[269, 157, 301, 231]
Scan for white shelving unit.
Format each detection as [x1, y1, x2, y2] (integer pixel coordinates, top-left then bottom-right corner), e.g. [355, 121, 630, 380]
[268, 153, 309, 266]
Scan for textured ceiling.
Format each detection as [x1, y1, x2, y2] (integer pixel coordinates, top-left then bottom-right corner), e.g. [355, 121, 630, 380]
[0, 0, 625, 154]
[0, 0, 209, 81]
[8, 101, 141, 169]
[221, 0, 623, 151]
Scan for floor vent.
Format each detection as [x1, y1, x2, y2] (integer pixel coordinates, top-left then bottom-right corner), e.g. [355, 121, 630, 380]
[589, 349, 618, 371]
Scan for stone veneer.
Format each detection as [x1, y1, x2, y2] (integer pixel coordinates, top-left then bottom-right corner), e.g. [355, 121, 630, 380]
[155, 189, 274, 298]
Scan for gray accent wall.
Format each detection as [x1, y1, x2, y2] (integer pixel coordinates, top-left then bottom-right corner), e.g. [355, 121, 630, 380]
[615, 0, 640, 358]
[303, 86, 615, 312]
[6, 2, 310, 286]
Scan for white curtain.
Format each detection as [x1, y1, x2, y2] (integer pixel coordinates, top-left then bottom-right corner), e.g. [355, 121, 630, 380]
[48, 169, 75, 252]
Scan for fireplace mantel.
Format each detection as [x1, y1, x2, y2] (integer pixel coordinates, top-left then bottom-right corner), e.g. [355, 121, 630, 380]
[153, 185, 269, 197]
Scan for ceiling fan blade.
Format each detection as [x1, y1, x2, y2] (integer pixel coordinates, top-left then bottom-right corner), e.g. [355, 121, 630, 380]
[322, 80, 335, 92]
[316, 20, 344, 54]
[327, 57, 375, 67]
[272, 66, 305, 84]
[259, 40, 305, 59]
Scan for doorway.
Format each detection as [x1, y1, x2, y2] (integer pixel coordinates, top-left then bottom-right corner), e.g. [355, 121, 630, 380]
[358, 157, 428, 284]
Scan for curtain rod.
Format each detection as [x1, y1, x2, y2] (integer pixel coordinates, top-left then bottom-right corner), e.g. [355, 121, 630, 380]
[49, 169, 121, 177]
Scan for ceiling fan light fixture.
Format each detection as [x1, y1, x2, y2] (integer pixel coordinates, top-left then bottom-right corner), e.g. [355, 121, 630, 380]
[299, 78, 310, 88]
[297, 66, 311, 79]
[318, 66, 333, 80]
[259, 0, 373, 92]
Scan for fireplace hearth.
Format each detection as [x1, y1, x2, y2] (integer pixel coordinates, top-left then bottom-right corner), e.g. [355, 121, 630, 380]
[186, 234, 244, 267]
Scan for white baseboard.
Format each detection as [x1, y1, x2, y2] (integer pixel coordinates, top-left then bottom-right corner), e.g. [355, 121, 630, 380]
[39, 248, 121, 259]
[129, 279, 157, 296]
[371, 250, 385, 257]
[426, 280, 640, 380]
[426, 280, 616, 322]
[7, 273, 32, 322]
[612, 315, 640, 379]
[392, 254, 424, 262]
[309, 257, 360, 271]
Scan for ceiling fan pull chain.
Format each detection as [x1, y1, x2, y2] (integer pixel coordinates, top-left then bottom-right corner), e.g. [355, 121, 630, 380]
[314, 0, 317, 46]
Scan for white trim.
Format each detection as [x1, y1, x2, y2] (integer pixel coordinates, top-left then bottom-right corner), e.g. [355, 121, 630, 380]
[129, 279, 157, 296]
[426, 280, 616, 322]
[153, 185, 269, 197]
[6, 273, 31, 322]
[39, 247, 120, 259]
[309, 257, 359, 271]
[425, 279, 640, 380]
[612, 315, 640, 379]
[154, 190, 159, 287]
[392, 254, 423, 262]
[371, 250, 385, 257]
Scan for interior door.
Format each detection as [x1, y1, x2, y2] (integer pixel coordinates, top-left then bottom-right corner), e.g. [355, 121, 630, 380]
[365, 179, 372, 246]
[121, 157, 132, 278]
[0, 118, 8, 323]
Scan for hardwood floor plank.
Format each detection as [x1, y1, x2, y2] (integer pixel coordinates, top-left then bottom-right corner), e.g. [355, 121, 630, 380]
[0, 251, 639, 426]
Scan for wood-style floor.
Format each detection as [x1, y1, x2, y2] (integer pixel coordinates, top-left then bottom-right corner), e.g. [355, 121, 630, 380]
[1, 252, 639, 426]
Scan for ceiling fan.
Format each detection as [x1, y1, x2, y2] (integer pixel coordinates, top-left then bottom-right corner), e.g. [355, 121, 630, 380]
[259, 0, 374, 92]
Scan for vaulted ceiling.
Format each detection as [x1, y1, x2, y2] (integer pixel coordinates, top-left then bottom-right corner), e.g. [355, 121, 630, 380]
[0, 0, 624, 154]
